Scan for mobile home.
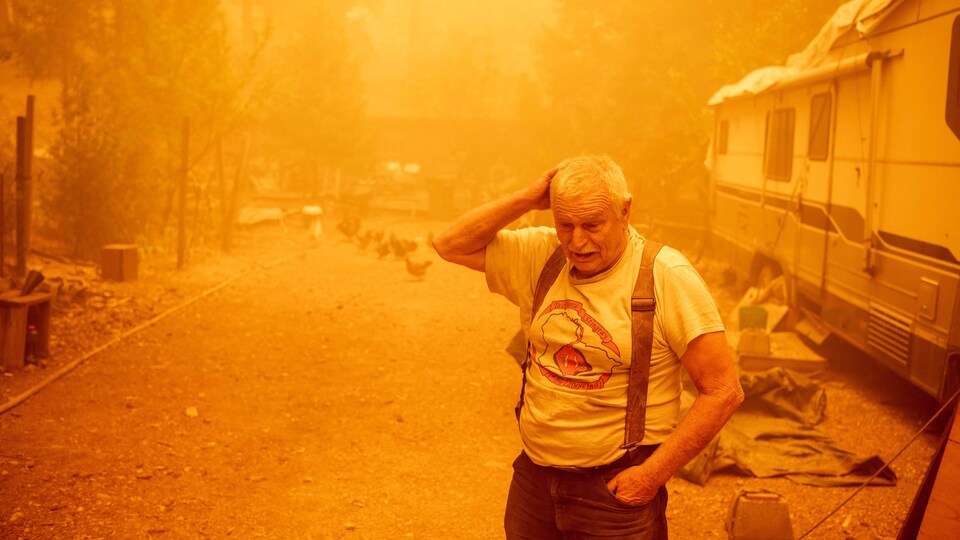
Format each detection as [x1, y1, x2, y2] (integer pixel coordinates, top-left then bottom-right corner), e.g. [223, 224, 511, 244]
[707, 0, 960, 400]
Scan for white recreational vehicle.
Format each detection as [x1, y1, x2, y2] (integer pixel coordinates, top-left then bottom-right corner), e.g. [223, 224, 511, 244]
[707, 0, 960, 400]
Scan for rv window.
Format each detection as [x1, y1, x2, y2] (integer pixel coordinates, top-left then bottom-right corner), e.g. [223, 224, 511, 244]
[764, 108, 795, 181]
[947, 14, 960, 140]
[809, 93, 831, 160]
[718, 120, 729, 155]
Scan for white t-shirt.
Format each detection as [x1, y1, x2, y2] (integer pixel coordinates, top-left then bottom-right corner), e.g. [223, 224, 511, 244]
[486, 226, 724, 467]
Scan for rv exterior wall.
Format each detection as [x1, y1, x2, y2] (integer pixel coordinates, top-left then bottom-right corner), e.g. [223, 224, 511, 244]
[708, 2, 960, 400]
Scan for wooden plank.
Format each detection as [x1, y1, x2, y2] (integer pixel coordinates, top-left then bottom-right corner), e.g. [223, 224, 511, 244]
[947, 405, 960, 446]
[0, 303, 27, 372]
[918, 410, 960, 538]
[0, 291, 53, 306]
[732, 331, 827, 373]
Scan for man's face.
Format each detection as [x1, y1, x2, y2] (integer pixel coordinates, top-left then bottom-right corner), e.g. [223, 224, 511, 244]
[553, 191, 630, 278]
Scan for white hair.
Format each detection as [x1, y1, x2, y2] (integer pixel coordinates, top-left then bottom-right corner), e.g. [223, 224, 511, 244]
[550, 155, 630, 213]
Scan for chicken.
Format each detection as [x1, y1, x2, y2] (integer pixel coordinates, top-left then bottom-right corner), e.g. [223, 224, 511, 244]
[405, 256, 432, 278]
[355, 230, 373, 250]
[389, 233, 408, 259]
[336, 216, 361, 239]
[375, 240, 392, 259]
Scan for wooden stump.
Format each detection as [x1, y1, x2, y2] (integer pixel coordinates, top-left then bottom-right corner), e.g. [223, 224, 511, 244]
[0, 291, 51, 371]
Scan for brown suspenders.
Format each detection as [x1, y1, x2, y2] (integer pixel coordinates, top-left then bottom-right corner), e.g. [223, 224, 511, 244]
[623, 240, 662, 452]
[517, 240, 664, 456]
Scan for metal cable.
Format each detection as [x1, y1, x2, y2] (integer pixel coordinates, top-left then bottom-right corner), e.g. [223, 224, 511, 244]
[798, 386, 960, 538]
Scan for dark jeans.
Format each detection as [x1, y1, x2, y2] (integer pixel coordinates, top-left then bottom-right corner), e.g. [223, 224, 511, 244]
[504, 449, 668, 540]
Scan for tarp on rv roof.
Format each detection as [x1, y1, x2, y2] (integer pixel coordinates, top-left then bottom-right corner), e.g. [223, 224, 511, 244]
[707, 0, 903, 105]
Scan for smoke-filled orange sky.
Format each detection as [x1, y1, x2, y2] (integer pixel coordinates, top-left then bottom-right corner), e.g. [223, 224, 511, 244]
[0, 0, 848, 254]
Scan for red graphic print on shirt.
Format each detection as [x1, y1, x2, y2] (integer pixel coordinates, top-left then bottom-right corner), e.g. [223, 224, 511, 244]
[555, 343, 589, 376]
[533, 300, 621, 390]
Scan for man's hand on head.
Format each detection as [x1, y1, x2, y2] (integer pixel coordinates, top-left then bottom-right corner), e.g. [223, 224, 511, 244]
[526, 166, 560, 211]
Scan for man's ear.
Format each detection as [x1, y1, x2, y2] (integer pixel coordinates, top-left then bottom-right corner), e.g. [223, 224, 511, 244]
[622, 196, 632, 222]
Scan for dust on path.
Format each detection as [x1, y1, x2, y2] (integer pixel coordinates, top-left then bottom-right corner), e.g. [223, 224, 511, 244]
[0, 218, 942, 539]
[1, 222, 521, 539]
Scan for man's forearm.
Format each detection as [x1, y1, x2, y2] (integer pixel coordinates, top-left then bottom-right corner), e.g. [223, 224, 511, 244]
[432, 184, 548, 271]
[639, 382, 743, 486]
[433, 168, 556, 270]
[607, 331, 744, 505]
[638, 331, 744, 487]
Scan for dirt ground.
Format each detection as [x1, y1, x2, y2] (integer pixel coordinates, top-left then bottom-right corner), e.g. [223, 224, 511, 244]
[0, 211, 944, 539]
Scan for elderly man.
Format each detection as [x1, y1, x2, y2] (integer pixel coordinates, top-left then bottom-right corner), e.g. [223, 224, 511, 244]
[433, 155, 743, 539]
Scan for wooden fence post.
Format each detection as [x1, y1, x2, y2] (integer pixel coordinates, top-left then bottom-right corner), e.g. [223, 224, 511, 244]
[221, 136, 249, 253]
[15, 95, 35, 280]
[215, 139, 227, 240]
[178, 118, 189, 269]
[0, 172, 5, 279]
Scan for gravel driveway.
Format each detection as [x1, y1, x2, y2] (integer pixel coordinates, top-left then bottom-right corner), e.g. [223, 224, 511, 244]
[0, 217, 942, 539]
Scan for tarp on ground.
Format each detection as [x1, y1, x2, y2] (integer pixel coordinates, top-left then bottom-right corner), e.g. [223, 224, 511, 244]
[679, 367, 897, 487]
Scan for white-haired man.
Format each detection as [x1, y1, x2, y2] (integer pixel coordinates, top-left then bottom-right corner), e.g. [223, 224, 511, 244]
[433, 155, 743, 539]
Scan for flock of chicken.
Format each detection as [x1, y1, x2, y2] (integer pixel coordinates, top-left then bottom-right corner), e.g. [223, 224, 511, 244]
[336, 217, 433, 279]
